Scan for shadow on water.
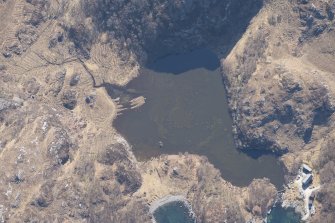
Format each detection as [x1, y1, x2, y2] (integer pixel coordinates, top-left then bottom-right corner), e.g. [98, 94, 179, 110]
[110, 48, 285, 188]
[243, 149, 285, 159]
[147, 49, 220, 74]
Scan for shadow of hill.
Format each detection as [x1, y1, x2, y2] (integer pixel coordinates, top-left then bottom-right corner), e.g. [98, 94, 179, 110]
[76, 0, 263, 66]
[146, 48, 220, 74]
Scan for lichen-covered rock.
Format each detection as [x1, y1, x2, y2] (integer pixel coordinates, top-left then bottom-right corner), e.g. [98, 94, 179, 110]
[47, 129, 72, 165]
[23, 78, 40, 96]
[98, 143, 131, 166]
[69, 73, 80, 86]
[31, 180, 55, 208]
[0, 98, 16, 113]
[61, 90, 77, 110]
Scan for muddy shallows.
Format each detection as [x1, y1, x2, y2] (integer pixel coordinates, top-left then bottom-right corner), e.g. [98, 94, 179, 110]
[111, 48, 284, 187]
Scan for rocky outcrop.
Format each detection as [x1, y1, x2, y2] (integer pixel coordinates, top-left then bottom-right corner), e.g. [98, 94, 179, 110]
[97, 143, 132, 166]
[246, 179, 276, 217]
[23, 78, 41, 96]
[61, 90, 77, 110]
[0, 98, 18, 113]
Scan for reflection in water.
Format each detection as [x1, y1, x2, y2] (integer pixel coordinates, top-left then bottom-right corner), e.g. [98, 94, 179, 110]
[112, 49, 284, 188]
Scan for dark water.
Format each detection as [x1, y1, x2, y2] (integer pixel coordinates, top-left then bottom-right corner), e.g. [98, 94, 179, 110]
[267, 206, 301, 223]
[112, 49, 284, 188]
[153, 201, 196, 223]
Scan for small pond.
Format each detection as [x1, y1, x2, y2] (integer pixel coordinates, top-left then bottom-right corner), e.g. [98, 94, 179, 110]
[111, 48, 285, 188]
[267, 206, 301, 223]
[153, 201, 196, 223]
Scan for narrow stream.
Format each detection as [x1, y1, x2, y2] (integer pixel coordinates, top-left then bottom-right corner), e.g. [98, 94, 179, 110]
[111, 48, 285, 188]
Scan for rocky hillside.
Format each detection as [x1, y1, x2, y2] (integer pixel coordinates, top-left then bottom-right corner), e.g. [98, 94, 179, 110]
[223, 0, 335, 155]
[75, 0, 263, 60]
[223, 0, 335, 221]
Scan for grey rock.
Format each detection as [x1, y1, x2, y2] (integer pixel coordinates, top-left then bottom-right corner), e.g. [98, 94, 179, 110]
[98, 143, 131, 166]
[61, 90, 77, 110]
[48, 32, 64, 49]
[69, 73, 80, 86]
[32, 180, 55, 208]
[11, 172, 24, 184]
[15, 25, 38, 51]
[0, 98, 16, 112]
[24, 0, 49, 27]
[3, 41, 23, 57]
[24, 78, 40, 95]
[12, 97, 24, 106]
[85, 95, 96, 107]
[2, 51, 12, 58]
[47, 129, 72, 165]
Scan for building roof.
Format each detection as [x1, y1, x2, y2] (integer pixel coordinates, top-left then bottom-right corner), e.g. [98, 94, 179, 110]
[303, 174, 313, 185]
[302, 164, 312, 172]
